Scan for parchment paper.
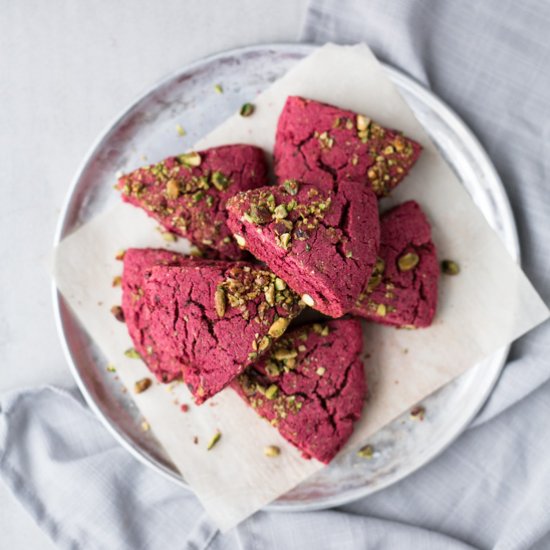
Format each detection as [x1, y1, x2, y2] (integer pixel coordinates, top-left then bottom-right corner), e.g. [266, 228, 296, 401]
[54, 43, 549, 531]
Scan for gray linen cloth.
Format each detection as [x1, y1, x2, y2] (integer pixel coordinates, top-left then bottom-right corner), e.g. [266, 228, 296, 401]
[2, 1, 550, 548]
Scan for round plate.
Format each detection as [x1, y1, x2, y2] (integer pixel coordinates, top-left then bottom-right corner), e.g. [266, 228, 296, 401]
[53, 44, 519, 511]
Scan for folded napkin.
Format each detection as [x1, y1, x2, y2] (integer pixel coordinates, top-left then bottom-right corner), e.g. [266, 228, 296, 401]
[2, 0, 550, 548]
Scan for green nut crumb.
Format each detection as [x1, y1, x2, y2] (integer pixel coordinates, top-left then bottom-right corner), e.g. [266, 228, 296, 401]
[207, 431, 222, 450]
[124, 348, 141, 360]
[240, 103, 255, 117]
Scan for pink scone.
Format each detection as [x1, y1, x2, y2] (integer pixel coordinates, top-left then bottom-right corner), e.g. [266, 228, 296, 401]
[143, 260, 304, 403]
[226, 181, 380, 318]
[275, 96, 422, 197]
[232, 319, 366, 464]
[352, 201, 439, 328]
[117, 145, 268, 259]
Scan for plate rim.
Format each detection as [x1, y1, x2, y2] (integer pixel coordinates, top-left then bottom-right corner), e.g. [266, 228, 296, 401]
[52, 42, 519, 512]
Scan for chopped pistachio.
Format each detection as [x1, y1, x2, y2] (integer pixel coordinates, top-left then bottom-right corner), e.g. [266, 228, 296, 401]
[110, 305, 125, 322]
[356, 114, 371, 131]
[264, 445, 281, 457]
[376, 303, 387, 316]
[265, 362, 281, 377]
[166, 178, 180, 199]
[301, 294, 315, 307]
[211, 171, 229, 191]
[265, 384, 279, 400]
[192, 190, 204, 202]
[398, 252, 420, 271]
[273, 348, 298, 361]
[316, 367, 326, 376]
[268, 317, 290, 338]
[273, 204, 288, 219]
[258, 335, 271, 352]
[214, 83, 223, 94]
[274, 277, 287, 291]
[265, 284, 275, 306]
[357, 444, 374, 459]
[178, 151, 202, 167]
[234, 234, 246, 247]
[124, 348, 141, 359]
[215, 287, 226, 318]
[134, 377, 152, 393]
[279, 233, 291, 249]
[441, 259, 460, 275]
[283, 179, 299, 195]
[206, 431, 222, 450]
[162, 231, 177, 242]
[346, 251, 353, 258]
[239, 102, 255, 117]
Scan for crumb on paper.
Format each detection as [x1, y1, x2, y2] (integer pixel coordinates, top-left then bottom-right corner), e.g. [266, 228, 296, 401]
[180, 404, 189, 413]
[176, 124, 186, 137]
[207, 431, 222, 450]
[106, 363, 116, 373]
[115, 249, 126, 261]
[112, 275, 122, 287]
[357, 444, 374, 459]
[193, 436, 199, 445]
[263, 445, 280, 457]
[214, 83, 223, 94]
[410, 405, 426, 421]
[141, 421, 150, 431]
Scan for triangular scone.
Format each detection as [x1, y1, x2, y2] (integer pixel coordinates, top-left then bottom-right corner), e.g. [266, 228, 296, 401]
[117, 145, 268, 259]
[275, 96, 422, 197]
[121, 248, 194, 382]
[144, 260, 305, 403]
[352, 201, 439, 328]
[226, 181, 380, 317]
[232, 319, 366, 464]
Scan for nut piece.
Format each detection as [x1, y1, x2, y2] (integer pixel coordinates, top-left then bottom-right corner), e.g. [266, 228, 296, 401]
[161, 231, 177, 242]
[273, 204, 288, 219]
[264, 445, 281, 457]
[357, 444, 374, 459]
[441, 259, 460, 275]
[134, 377, 152, 394]
[178, 152, 202, 167]
[207, 431, 222, 450]
[356, 114, 371, 131]
[110, 305, 125, 322]
[215, 287, 226, 318]
[410, 405, 426, 421]
[239, 103, 255, 117]
[211, 171, 229, 191]
[265, 384, 279, 400]
[234, 234, 246, 247]
[258, 335, 271, 352]
[301, 294, 315, 307]
[376, 303, 387, 316]
[124, 348, 141, 359]
[166, 178, 180, 199]
[316, 367, 326, 376]
[398, 252, 420, 271]
[274, 277, 287, 291]
[268, 317, 290, 338]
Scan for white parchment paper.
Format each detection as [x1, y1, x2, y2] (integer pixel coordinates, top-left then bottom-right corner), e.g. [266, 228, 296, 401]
[54, 44, 549, 531]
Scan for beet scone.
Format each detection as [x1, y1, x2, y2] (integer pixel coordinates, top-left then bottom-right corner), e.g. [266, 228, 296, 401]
[232, 319, 366, 463]
[144, 260, 305, 403]
[274, 96, 422, 197]
[226, 180, 380, 318]
[117, 145, 268, 259]
[121, 248, 195, 382]
[352, 201, 439, 328]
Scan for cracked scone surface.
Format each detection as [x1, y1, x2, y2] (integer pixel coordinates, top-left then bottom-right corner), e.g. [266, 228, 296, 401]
[274, 96, 422, 197]
[352, 201, 439, 328]
[122, 248, 194, 383]
[117, 144, 268, 259]
[232, 319, 366, 464]
[226, 181, 380, 318]
[144, 260, 305, 403]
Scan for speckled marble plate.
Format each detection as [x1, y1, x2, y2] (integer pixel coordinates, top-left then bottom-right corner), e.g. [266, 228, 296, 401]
[53, 44, 519, 511]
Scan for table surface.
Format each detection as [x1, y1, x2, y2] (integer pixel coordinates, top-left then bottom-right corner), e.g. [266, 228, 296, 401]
[0, 1, 307, 546]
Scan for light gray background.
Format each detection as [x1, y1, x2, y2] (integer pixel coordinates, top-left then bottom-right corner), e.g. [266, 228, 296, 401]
[0, 1, 307, 547]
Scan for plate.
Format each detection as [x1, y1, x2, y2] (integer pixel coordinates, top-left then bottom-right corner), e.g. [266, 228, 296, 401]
[53, 44, 519, 511]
